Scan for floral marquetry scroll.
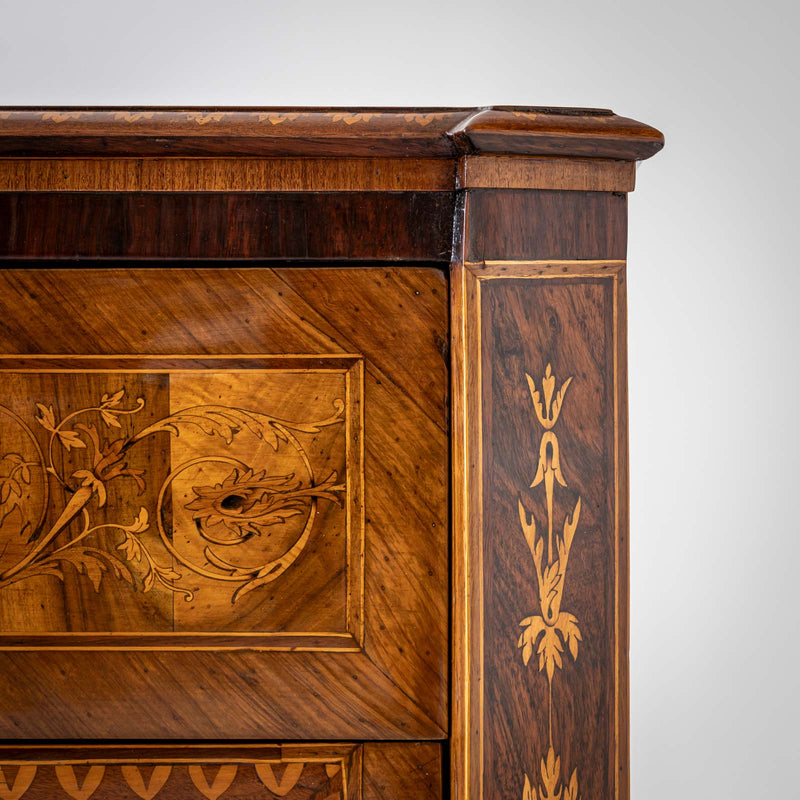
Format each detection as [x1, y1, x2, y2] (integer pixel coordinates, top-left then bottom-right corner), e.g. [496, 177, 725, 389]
[0, 356, 364, 650]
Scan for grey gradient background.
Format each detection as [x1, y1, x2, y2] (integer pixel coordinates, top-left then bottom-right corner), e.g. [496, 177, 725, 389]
[1, 1, 798, 796]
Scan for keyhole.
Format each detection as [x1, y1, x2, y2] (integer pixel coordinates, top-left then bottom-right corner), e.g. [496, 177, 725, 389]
[220, 494, 245, 511]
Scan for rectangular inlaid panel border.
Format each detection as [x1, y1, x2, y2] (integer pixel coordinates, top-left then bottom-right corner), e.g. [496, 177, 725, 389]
[0, 355, 365, 652]
[451, 260, 628, 800]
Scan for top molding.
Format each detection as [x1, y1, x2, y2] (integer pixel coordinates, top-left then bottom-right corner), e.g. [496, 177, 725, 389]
[0, 106, 664, 160]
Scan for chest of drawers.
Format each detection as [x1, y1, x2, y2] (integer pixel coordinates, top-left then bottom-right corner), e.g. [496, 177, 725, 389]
[0, 106, 662, 799]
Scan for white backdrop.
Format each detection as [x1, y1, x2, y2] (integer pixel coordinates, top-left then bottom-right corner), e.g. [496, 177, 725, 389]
[2, 1, 798, 796]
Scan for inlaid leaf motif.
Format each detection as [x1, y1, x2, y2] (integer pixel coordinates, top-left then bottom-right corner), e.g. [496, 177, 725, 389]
[141, 562, 182, 596]
[52, 547, 133, 592]
[517, 499, 583, 679]
[127, 507, 150, 534]
[0, 453, 34, 526]
[100, 389, 125, 408]
[59, 428, 87, 451]
[41, 111, 84, 122]
[116, 508, 151, 562]
[111, 112, 156, 122]
[0, 765, 37, 800]
[54, 765, 105, 800]
[258, 112, 300, 124]
[190, 113, 225, 125]
[403, 113, 440, 126]
[117, 534, 142, 563]
[188, 765, 237, 800]
[526, 365, 572, 430]
[540, 748, 561, 799]
[563, 770, 579, 800]
[522, 750, 580, 800]
[523, 774, 535, 800]
[134, 401, 343, 450]
[121, 765, 172, 800]
[71, 469, 108, 508]
[329, 113, 375, 124]
[33, 403, 56, 432]
[100, 409, 122, 428]
[1, 454, 32, 484]
[255, 762, 304, 796]
[0, 479, 21, 505]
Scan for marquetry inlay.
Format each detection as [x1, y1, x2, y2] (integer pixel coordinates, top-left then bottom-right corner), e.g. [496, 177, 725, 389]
[0, 356, 364, 650]
[518, 363, 582, 800]
[0, 745, 355, 800]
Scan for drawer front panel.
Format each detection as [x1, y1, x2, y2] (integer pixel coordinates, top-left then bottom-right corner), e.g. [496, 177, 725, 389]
[0, 266, 448, 740]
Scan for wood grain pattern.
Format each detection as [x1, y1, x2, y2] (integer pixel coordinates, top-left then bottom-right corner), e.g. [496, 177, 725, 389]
[362, 743, 442, 800]
[464, 189, 628, 262]
[0, 744, 442, 799]
[271, 268, 449, 724]
[452, 107, 664, 160]
[0, 193, 455, 262]
[0, 155, 634, 194]
[0, 267, 447, 740]
[0, 158, 455, 193]
[0, 107, 664, 161]
[450, 260, 628, 800]
[0, 109, 469, 158]
[457, 155, 635, 192]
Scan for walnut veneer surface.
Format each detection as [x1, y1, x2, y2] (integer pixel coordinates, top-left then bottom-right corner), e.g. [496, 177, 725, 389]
[0, 106, 663, 800]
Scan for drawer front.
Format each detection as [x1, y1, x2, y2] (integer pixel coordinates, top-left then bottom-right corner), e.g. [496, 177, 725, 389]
[0, 266, 448, 739]
[0, 743, 443, 799]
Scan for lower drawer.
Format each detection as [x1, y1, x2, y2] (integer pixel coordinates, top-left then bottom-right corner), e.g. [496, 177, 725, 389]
[0, 743, 442, 799]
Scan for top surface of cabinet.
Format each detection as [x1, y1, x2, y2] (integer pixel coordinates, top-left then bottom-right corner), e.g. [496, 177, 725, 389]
[0, 106, 664, 160]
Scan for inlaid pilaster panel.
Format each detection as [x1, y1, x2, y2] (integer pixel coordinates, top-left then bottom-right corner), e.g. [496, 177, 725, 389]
[452, 260, 628, 800]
